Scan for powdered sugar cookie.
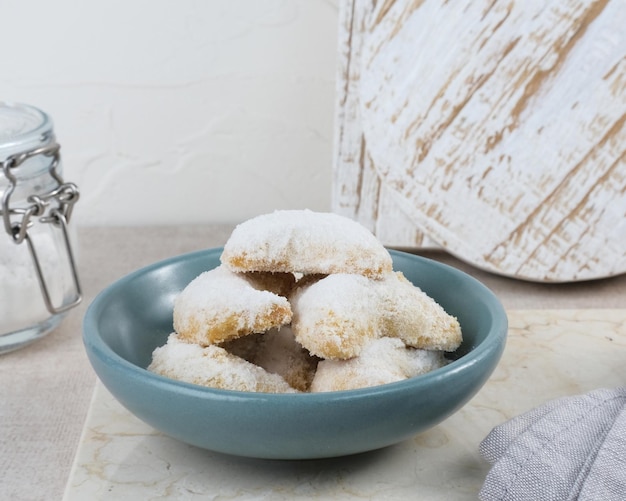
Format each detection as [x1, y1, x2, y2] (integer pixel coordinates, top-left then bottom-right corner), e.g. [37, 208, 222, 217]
[376, 272, 462, 352]
[173, 265, 292, 346]
[221, 210, 393, 279]
[290, 273, 380, 360]
[310, 337, 447, 392]
[290, 270, 462, 360]
[148, 334, 297, 393]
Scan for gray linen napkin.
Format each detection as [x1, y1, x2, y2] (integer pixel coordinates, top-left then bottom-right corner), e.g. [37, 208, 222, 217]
[479, 387, 626, 501]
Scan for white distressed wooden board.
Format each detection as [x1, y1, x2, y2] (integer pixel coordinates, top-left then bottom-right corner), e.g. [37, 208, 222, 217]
[332, 0, 626, 282]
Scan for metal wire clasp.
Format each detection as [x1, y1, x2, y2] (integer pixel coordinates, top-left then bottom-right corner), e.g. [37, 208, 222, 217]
[1, 142, 82, 314]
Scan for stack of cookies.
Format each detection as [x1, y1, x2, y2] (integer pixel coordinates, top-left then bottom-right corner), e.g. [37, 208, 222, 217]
[148, 210, 462, 393]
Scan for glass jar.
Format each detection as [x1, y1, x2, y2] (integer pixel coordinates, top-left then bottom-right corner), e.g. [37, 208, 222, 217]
[0, 102, 81, 354]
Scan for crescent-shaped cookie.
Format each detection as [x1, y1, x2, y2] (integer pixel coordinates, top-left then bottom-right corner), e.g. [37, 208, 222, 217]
[221, 209, 393, 278]
[148, 334, 297, 393]
[290, 273, 380, 360]
[290, 271, 462, 360]
[310, 337, 447, 392]
[376, 272, 462, 352]
[173, 265, 292, 346]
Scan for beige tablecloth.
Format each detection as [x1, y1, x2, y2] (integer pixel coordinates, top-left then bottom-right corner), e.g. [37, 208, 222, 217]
[2, 225, 626, 501]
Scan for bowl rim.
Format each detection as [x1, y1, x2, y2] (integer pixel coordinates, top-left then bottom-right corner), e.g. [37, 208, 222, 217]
[83, 247, 508, 402]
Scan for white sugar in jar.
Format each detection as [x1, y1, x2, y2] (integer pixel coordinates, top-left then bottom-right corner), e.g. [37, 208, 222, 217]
[0, 102, 81, 354]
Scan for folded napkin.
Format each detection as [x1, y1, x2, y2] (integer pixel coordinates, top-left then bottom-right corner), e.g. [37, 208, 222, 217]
[479, 387, 626, 501]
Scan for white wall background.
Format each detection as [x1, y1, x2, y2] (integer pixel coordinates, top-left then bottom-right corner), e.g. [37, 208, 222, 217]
[1, 0, 339, 226]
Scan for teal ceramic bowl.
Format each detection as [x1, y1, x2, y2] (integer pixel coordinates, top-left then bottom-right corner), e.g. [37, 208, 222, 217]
[83, 248, 507, 459]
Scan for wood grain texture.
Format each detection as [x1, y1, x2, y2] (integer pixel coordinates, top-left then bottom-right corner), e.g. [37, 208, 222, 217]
[333, 0, 626, 282]
[333, 0, 437, 248]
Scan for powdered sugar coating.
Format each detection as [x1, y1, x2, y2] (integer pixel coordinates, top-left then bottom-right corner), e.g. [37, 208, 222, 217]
[221, 210, 393, 278]
[310, 337, 447, 392]
[173, 265, 292, 345]
[290, 270, 461, 361]
[149, 334, 297, 393]
[290, 273, 380, 360]
[375, 272, 462, 352]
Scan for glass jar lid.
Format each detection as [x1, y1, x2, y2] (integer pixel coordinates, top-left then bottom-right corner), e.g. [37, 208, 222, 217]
[0, 102, 53, 157]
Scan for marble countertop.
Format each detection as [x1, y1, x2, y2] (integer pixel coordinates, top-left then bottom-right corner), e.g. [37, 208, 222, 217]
[2, 225, 626, 501]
